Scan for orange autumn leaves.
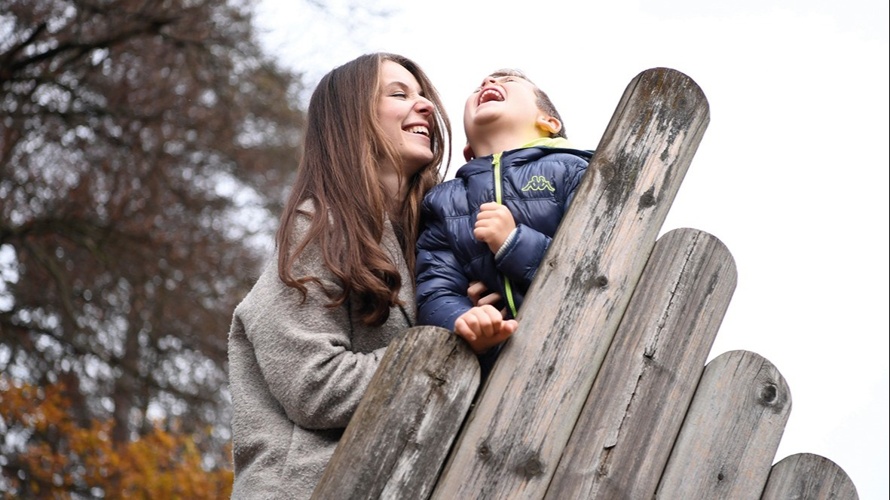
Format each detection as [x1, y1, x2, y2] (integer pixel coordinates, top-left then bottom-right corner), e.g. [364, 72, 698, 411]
[0, 376, 232, 498]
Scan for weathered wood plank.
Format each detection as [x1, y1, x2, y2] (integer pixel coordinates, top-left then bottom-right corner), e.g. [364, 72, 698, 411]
[655, 350, 792, 499]
[312, 326, 479, 500]
[431, 67, 710, 500]
[544, 228, 737, 499]
[761, 453, 859, 500]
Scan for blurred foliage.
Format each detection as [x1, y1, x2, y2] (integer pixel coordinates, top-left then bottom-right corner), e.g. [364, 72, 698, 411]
[0, 0, 307, 495]
[0, 375, 232, 498]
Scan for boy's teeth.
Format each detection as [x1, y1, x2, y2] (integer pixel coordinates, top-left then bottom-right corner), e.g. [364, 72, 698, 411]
[480, 89, 503, 103]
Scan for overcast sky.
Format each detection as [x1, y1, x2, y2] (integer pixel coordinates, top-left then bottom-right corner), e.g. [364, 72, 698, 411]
[254, 1, 889, 497]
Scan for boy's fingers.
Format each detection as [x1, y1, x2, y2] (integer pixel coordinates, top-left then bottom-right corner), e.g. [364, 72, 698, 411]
[490, 320, 517, 345]
[482, 305, 505, 337]
[504, 319, 519, 334]
[476, 292, 502, 307]
[456, 306, 516, 353]
[468, 281, 487, 301]
[455, 320, 477, 342]
[468, 282, 502, 308]
[476, 310, 494, 338]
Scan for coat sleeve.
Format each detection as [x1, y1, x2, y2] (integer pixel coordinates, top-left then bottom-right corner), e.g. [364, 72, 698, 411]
[415, 202, 473, 331]
[493, 223, 550, 288]
[236, 246, 390, 432]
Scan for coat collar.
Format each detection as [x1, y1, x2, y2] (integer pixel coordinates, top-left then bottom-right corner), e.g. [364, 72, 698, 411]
[455, 143, 592, 180]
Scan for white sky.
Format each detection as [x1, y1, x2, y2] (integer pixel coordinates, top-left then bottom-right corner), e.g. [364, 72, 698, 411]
[255, 1, 889, 497]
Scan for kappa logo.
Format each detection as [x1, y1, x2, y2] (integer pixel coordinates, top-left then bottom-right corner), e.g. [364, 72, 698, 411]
[521, 175, 555, 193]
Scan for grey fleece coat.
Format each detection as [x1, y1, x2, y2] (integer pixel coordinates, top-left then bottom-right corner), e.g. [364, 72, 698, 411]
[228, 214, 415, 499]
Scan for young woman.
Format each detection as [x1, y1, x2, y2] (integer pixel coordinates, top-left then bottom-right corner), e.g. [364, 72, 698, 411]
[227, 52, 451, 498]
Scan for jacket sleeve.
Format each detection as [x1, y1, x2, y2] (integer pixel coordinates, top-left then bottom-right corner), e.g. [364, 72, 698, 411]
[415, 204, 473, 331]
[494, 223, 550, 288]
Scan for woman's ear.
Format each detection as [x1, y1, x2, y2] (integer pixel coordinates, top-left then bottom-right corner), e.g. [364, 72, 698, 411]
[536, 115, 562, 136]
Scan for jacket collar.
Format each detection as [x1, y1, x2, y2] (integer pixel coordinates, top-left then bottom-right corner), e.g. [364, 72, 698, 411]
[455, 141, 592, 180]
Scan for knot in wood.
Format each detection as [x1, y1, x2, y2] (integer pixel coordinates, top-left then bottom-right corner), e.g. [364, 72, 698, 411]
[521, 456, 545, 477]
[477, 442, 491, 460]
[678, 97, 689, 110]
[638, 186, 657, 210]
[594, 275, 609, 289]
[758, 383, 778, 405]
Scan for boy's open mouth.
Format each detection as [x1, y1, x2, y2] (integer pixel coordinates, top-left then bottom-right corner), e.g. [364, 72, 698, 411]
[478, 88, 504, 106]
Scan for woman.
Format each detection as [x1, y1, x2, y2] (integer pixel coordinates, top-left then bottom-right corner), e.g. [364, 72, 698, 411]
[227, 53, 451, 498]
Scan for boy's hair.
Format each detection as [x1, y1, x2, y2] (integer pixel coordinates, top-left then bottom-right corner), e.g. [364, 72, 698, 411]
[489, 69, 568, 139]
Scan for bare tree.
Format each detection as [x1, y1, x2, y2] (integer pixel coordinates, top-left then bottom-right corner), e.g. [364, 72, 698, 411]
[0, 0, 305, 485]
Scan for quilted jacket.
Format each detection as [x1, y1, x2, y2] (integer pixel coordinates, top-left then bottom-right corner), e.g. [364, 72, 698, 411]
[416, 138, 593, 332]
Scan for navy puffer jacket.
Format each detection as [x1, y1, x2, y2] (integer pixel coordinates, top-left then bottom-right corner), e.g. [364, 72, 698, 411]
[416, 142, 593, 331]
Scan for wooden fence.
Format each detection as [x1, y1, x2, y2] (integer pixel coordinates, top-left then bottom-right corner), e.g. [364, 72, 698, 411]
[312, 68, 859, 499]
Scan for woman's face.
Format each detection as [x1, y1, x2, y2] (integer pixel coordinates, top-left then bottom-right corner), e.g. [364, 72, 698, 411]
[377, 60, 435, 179]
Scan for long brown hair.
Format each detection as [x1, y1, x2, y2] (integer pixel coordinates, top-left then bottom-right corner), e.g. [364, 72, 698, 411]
[276, 53, 451, 326]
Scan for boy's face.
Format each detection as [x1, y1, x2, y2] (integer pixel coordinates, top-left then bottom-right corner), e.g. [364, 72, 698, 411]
[463, 73, 549, 147]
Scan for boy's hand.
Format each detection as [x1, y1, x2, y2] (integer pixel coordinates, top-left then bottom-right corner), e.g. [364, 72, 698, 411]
[474, 202, 516, 254]
[453, 305, 518, 354]
[468, 281, 502, 308]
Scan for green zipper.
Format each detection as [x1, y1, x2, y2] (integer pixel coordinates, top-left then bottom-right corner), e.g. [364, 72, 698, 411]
[492, 153, 518, 318]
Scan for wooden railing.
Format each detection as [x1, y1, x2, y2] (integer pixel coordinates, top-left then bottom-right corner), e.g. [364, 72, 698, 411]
[312, 67, 859, 500]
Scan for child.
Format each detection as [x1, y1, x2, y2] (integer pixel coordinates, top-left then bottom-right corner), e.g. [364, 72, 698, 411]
[416, 69, 593, 359]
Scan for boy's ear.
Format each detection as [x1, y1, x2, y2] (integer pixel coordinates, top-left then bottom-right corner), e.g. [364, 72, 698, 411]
[463, 143, 476, 162]
[536, 115, 562, 136]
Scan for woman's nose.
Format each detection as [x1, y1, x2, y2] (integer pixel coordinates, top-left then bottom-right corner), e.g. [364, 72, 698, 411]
[415, 96, 433, 114]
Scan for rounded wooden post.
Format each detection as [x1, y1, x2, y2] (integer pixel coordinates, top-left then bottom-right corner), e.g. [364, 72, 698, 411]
[656, 350, 792, 499]
[761, 453, 859, 500]
[312, 326, 479, 500]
